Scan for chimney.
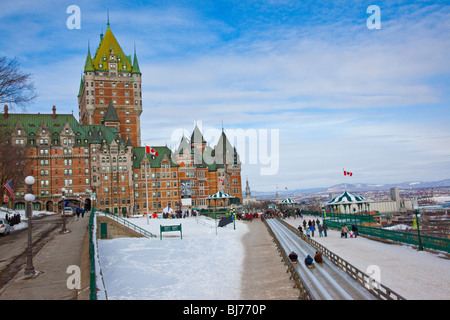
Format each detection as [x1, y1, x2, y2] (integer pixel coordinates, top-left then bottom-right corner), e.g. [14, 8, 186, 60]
[4, 105, 8, 119]
[52, 105, 56, 119]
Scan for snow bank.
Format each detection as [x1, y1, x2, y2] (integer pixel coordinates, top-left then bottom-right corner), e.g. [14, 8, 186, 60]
[96, 216, 249, 300]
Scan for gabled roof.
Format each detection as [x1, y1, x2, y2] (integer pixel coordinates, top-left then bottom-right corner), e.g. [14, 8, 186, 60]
[191, 124, 206, 144]
[133, 146, 178, 168]
[103, 101, 120, 122]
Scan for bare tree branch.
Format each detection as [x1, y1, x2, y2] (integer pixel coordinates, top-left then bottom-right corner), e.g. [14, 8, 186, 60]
[0, 56, 37, 111]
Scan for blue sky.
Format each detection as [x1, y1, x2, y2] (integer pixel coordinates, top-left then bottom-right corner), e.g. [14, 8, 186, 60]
[1, 0, 450, 192]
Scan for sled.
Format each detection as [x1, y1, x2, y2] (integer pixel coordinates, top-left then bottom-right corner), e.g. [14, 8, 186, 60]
[306, 263, 315, 269]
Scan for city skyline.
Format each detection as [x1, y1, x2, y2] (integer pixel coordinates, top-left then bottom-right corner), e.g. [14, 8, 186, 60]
[1, 1, 449, 191]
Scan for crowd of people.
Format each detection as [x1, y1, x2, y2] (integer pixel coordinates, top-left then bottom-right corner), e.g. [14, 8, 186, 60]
[297, 217, 328, 238]
[3, 213, 21, 227]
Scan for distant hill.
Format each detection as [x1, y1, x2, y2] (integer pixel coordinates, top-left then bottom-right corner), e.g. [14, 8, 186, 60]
[252, 179, 450, 197]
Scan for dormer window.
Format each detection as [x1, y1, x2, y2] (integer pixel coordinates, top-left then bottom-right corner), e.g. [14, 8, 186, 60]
[18, 130, 22, 135]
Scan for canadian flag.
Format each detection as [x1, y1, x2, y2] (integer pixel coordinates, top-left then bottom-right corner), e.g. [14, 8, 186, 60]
[145, 146, 158, 156]
[343, 170, 353, 176]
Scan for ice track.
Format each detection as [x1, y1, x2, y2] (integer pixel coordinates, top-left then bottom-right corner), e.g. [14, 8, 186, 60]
[266, 219, 377, 300]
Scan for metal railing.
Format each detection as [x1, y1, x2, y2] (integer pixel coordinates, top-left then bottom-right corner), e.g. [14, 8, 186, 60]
[88, 207, 97, 300]
[100, 212, 157, 238]
[324, 218, 450, 253]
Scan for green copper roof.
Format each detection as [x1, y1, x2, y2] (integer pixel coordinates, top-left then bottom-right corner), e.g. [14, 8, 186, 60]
[84, 46, 94, 72]
[132, 51, 141, 74]
[78, 75, 84, 97]
[92, 24, 131, 73]
[133, 146, 178, 168]
[103, 101, 120, 122]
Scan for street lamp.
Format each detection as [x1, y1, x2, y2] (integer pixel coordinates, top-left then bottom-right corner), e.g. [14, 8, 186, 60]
[61, 187, 69, 233]
[414, 209, 424, 251]
[24, 176, 36, 277]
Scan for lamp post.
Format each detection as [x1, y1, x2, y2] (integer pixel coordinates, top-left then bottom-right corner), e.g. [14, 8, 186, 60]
[24, 176, 36, 277]
[414, 209, 424, 251]
[61, 187, 68, 233]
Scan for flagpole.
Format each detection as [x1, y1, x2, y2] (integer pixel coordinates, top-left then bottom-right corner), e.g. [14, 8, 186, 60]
[343, 169, 347, 192]
[145, 150, 149, 225]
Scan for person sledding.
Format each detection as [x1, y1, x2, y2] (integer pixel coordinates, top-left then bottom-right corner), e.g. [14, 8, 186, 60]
[305, 254, 314, 268]
[289, 251, 298, 263]
[314, 251, 323, 264]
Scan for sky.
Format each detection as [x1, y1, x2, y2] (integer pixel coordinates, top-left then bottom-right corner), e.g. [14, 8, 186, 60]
[1, 0, 450, 192]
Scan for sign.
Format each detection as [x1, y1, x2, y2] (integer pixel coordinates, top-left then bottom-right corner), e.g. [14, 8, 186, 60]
[181, 198, 192, 206]
[180, 180, 192, 197]
[160, 224, 182, 240]
[4, 195, 9, 203]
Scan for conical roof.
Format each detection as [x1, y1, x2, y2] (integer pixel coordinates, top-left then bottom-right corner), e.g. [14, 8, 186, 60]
[327, 191, 371, 204]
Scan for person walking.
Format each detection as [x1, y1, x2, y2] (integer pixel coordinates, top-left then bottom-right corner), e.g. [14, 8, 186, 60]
[352, 224, 358, 238]
[306, 227, 311, 238]
[341, 225, 349, 239]
[310, 224, 315, 237]
[322, 222, 328, 237]
[318, 224, 323, 237]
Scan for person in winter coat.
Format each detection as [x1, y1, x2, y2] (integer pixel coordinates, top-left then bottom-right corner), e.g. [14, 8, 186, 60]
[341, 225, 349, 238]
[351, 224, 358, 238]
[310, 224, 315, 237]
[305, 255, 314, 266]
[318, 224, 323, 237]
[322, 222, 328, 237]
[305, 227, 311, 238]
[314, 251, 323, 263]
[289, 251, 298, 262]
[298, 225, 303, 234]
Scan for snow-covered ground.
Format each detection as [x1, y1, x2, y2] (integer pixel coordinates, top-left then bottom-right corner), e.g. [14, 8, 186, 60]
[95, 213, 449, 300]
[95, 215, 249, 300]
[284, 216, 450, 300]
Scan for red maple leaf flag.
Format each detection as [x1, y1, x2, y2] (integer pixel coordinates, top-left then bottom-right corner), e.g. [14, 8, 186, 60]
[145, 146, 158, 156]
[343, 169, 353, 176]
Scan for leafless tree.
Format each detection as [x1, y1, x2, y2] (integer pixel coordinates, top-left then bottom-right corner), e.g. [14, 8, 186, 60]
[0, 56, 37, 110]
[0, 127, 30, 207]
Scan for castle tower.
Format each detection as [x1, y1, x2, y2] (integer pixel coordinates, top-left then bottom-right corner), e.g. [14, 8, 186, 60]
[78, 20, 142, 147]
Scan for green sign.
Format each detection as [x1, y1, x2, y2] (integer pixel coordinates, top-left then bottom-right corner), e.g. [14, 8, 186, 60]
[160, 224, 182, 240]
